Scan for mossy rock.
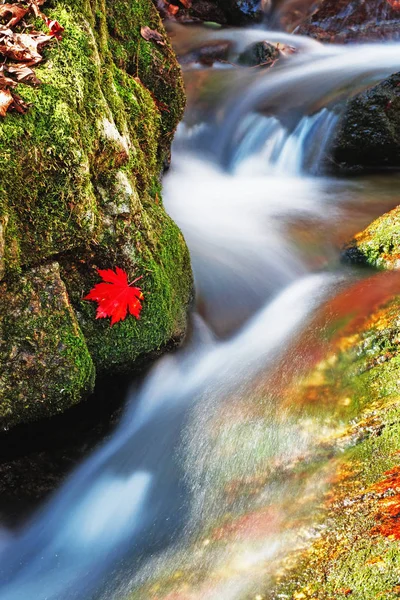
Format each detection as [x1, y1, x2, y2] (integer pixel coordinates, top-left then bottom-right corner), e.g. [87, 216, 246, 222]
[0, 263, 95, 429]
[122, 282, 400, 599]
[343, 205, 400, 269]
[0, 0, 193, 427]
[268, 292, 400, 600]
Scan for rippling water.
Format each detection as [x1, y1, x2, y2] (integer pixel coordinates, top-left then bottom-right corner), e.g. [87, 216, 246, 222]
[1, 8, 400, 600]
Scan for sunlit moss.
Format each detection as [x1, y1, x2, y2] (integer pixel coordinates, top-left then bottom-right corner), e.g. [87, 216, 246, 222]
[0, 0, 191, 426]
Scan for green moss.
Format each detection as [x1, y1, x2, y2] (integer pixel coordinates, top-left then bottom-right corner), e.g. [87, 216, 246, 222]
[0, 0, 192, 425]
[0, 0, 186, 274]
[0, 263, 95, 429]
[61, 205, 193, 373]
[267, 295, 400, 600]
[344, 205, 400, 269]
[105, 0, 185, 147]
[272, 404, 400, 600]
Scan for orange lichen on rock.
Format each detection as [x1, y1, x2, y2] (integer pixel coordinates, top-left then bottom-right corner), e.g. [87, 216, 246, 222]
[371, 466, 400, 540]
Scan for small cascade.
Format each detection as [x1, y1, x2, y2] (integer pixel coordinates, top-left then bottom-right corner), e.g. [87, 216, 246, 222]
[229, 109, 338, 175]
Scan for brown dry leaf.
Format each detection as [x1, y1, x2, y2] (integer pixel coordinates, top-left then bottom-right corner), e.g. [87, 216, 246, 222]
[0, 0, 62, 116]
[179, 0, 192, 7]
[0, 67, 17, 89]
[28, 0, 47, 18]
[10, 91, 29, 114]
[0, 31, 53, 64]
[0, 4, 29, 28]
[6, 63, 41, 85]
[140, 26, 165, 46]
[0, 88, 13, 117]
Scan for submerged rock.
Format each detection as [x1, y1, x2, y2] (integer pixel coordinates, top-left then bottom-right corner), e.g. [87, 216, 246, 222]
[0, 0, 193, 428]
[236, 41, 280, 67]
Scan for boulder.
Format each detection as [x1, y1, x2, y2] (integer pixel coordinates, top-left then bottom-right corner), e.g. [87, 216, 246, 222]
[0, 0, 193, 428]
[158, 0, 263, 25]
[332, 74, 400, 172]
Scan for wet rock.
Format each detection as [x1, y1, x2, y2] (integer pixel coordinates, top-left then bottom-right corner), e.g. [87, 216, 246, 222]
[343, 204, 400, 270]
[161, 0, 264, 25]
[236, 40, 280, 67]
[331, 74, 400, 172]
[271, 0, 323, 33]
[269, 283, 400, 600]
[178, 40, 231, 66]
[0, 263, 95, 430]
[297, 0, 400, 43]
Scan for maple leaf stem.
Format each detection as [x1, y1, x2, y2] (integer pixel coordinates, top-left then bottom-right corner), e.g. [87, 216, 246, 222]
[129, 275, 143, 286]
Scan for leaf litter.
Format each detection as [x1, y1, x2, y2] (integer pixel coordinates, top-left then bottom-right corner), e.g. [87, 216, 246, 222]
[0, 0, 64, 117]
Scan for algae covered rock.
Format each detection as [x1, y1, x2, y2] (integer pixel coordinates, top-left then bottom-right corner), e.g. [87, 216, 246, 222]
[343, 204, 400, 269]
[0, 263, 95, 430]
[0, 0, 193, 427]
[268, 280, 400, 600]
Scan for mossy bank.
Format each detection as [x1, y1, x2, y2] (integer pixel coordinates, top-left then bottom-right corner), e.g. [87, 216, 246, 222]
[121, 275, 400, 600]
[0, 0, 193, 429]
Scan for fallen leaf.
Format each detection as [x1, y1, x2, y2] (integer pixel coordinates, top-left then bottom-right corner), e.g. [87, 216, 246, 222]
[0, 88, 13, 117]
[0, 0, 62, 117]
[84, 267, 144, 326]
[6, 63, 40, 84]
[10, 91, 29, 113]
[0, 67, 17, 88]
[44, 17, 64, 40]
[140, 26, 165, 46]
[0, 4, 29, 28]
[28, 0, 46, 18]
[387, 0, 400, 9]
[179, 0, 192, 7]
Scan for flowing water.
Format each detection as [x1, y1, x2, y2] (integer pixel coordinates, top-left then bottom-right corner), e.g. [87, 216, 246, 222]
[1, 11, 400, 600]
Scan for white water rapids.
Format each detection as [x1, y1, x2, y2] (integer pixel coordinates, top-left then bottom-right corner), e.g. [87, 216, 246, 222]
[1, 18, 400, 600]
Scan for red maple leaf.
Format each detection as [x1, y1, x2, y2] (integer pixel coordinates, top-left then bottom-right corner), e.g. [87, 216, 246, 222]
[44, 17, 64, 40]
[84, 267, 144, 326]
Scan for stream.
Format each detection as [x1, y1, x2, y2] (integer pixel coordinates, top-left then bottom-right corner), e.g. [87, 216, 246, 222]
[1, 11, 400, 600]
